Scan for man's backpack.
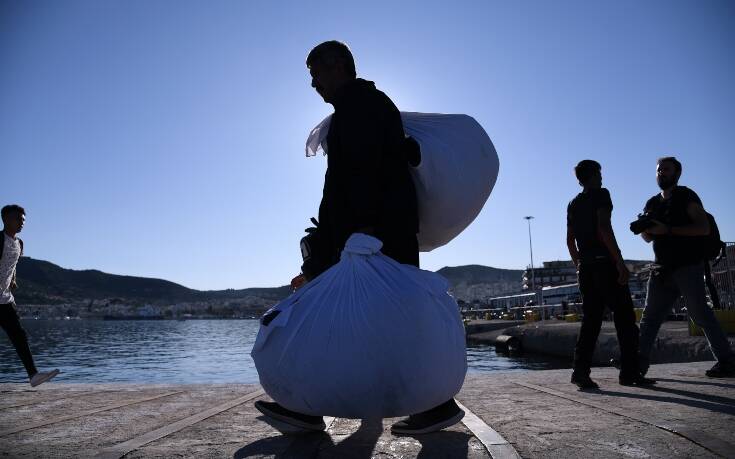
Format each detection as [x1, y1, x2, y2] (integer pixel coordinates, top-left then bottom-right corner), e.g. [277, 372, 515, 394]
[704, 212, 726, 261]
[703, 213, 726, 310]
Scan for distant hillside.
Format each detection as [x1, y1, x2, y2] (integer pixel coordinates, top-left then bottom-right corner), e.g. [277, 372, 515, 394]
[437, 264, 523, 287]
[14, 257, 290, 305]
[437, 264, 524, 302]
[13, 258, 527, 306]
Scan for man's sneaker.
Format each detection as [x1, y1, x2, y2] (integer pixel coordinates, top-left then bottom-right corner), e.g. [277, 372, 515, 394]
[619, 374, 656, 386]
[30, 369, 60, 387]
[254, 400, 325, 432]
[705, 361, 735, 378]
[391, 399, 464, 435]
[571, 372, 599, 390]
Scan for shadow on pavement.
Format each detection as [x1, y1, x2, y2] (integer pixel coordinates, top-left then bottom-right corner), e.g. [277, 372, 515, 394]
[318, 418, 383, 458]
[233, 418, 385, 459]
[232, 417, 475, 458]
[656, 377, 735, 389]
[233, 431, 332, 459]
[645, 384, 735, 407]
[598, 388, 735, 416]
[413, 430, 473, 458]
[233, 415, 332, 458]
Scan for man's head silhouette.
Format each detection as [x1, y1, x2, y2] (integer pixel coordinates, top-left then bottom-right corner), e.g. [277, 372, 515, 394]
[656, 156, 682, 191]
[574, 159, 602, 189]
[306, 41, 356, 104]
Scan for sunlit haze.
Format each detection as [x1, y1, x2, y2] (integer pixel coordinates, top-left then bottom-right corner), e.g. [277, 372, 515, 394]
[2, 0, 733, 290]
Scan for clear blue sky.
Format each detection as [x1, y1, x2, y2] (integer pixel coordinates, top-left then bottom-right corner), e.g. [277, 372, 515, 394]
[2, 0, 733, 290]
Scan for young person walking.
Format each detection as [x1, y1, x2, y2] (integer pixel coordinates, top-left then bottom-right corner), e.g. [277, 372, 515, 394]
[1, 205, 59, 387]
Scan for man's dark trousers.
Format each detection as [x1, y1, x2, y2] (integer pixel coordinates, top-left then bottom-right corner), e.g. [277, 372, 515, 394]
[1, 302, 37, 377]
[574, 260, 640, 378]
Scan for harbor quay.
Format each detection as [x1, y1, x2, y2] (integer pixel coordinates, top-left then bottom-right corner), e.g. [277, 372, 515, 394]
[0, 361, 733, 458]
[465, 319, 735, 367]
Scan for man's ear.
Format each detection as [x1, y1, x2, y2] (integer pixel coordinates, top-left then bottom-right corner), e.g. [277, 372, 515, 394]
[335, 60, 350, 79]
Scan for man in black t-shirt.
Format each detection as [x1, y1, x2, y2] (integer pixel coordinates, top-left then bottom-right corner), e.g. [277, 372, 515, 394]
[637, 157, 734, 378]
[566, 160, 654, 389]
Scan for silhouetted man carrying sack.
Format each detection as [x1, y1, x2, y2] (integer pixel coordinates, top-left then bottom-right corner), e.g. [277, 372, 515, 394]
[255, 40, 465, 434]
[1, 205, 59, 387]
[566, 161, 655, 389]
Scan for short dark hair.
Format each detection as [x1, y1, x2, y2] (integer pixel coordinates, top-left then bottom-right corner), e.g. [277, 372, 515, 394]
[1, 204, 25, 222]
[306, 40, 356, 78]
[657, 156, 682, 174]
[574, 160, 601, 185]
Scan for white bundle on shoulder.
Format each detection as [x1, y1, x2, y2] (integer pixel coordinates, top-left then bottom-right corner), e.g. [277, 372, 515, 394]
[251, 233, 467, 419]
[305, 112, 499, 252]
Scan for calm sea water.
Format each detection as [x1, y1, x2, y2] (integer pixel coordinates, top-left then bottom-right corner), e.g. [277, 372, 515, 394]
[0, 319, 569, 384]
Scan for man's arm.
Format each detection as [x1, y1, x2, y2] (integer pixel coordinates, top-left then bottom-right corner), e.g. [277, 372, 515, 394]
[640, 200, 654, 243]
[646, 202, 710, 236]
[597, 208, 629, 284]
[566, 225, 580, 267]
[11, 239, 21, 290]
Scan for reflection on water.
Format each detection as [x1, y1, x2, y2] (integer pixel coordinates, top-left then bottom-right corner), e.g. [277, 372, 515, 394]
[0, 319, 261, 384]
[466, 344, 570, 373]
[0, 320, 569, 384]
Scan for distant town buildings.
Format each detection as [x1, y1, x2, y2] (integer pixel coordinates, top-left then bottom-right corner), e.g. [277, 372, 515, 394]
[709, 242, 735, 309]
[521, 260, 650, 303]
[521, 260, 577, 290]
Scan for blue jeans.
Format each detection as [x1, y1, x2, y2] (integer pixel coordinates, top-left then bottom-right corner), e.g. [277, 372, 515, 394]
[639, 262, 734, 373]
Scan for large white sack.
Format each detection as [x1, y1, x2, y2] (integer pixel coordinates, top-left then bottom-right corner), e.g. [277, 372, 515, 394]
[251, 233, 467, 419]
[305, 112, 499, 252]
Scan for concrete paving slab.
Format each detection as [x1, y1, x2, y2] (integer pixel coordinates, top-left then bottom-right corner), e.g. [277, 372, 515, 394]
[95, 389, 265, 459]
[467, 320, 735, 367]
[458, 361, 733, 458]
[126, 397, 491, 458]
[0, 362, 731, 458]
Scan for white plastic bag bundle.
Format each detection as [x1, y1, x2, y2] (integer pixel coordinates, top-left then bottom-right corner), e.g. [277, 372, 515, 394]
[251, 233, 467, 419]
[305, 112, 499, 252]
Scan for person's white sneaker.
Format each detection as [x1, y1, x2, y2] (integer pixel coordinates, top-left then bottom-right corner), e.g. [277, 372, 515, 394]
[30, 369, 60, 387]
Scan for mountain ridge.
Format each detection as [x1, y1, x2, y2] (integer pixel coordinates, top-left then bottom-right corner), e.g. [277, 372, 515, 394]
[14, 257, 523, 305]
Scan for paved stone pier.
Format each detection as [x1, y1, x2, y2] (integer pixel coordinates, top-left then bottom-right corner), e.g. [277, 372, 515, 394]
[466, 320, 735, 367]
[0, 361, 733, 458]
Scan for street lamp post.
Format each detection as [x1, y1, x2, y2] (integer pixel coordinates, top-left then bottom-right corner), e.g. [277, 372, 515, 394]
[524, 216, 536, 292]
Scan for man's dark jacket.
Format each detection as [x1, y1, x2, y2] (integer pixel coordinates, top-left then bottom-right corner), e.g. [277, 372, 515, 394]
[317, 78, 418, 265]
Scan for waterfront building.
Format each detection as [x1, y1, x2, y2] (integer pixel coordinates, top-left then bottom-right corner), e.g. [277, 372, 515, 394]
[521, 260, 577, 291]
[522, 260, 650, 293]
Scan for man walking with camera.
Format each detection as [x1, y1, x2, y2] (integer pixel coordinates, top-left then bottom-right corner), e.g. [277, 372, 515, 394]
[637, 157, 735, 378]
[566, 160, 654, 389]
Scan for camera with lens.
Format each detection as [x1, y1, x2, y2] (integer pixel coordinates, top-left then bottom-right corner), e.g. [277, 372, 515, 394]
[629, 212, 656, 235]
